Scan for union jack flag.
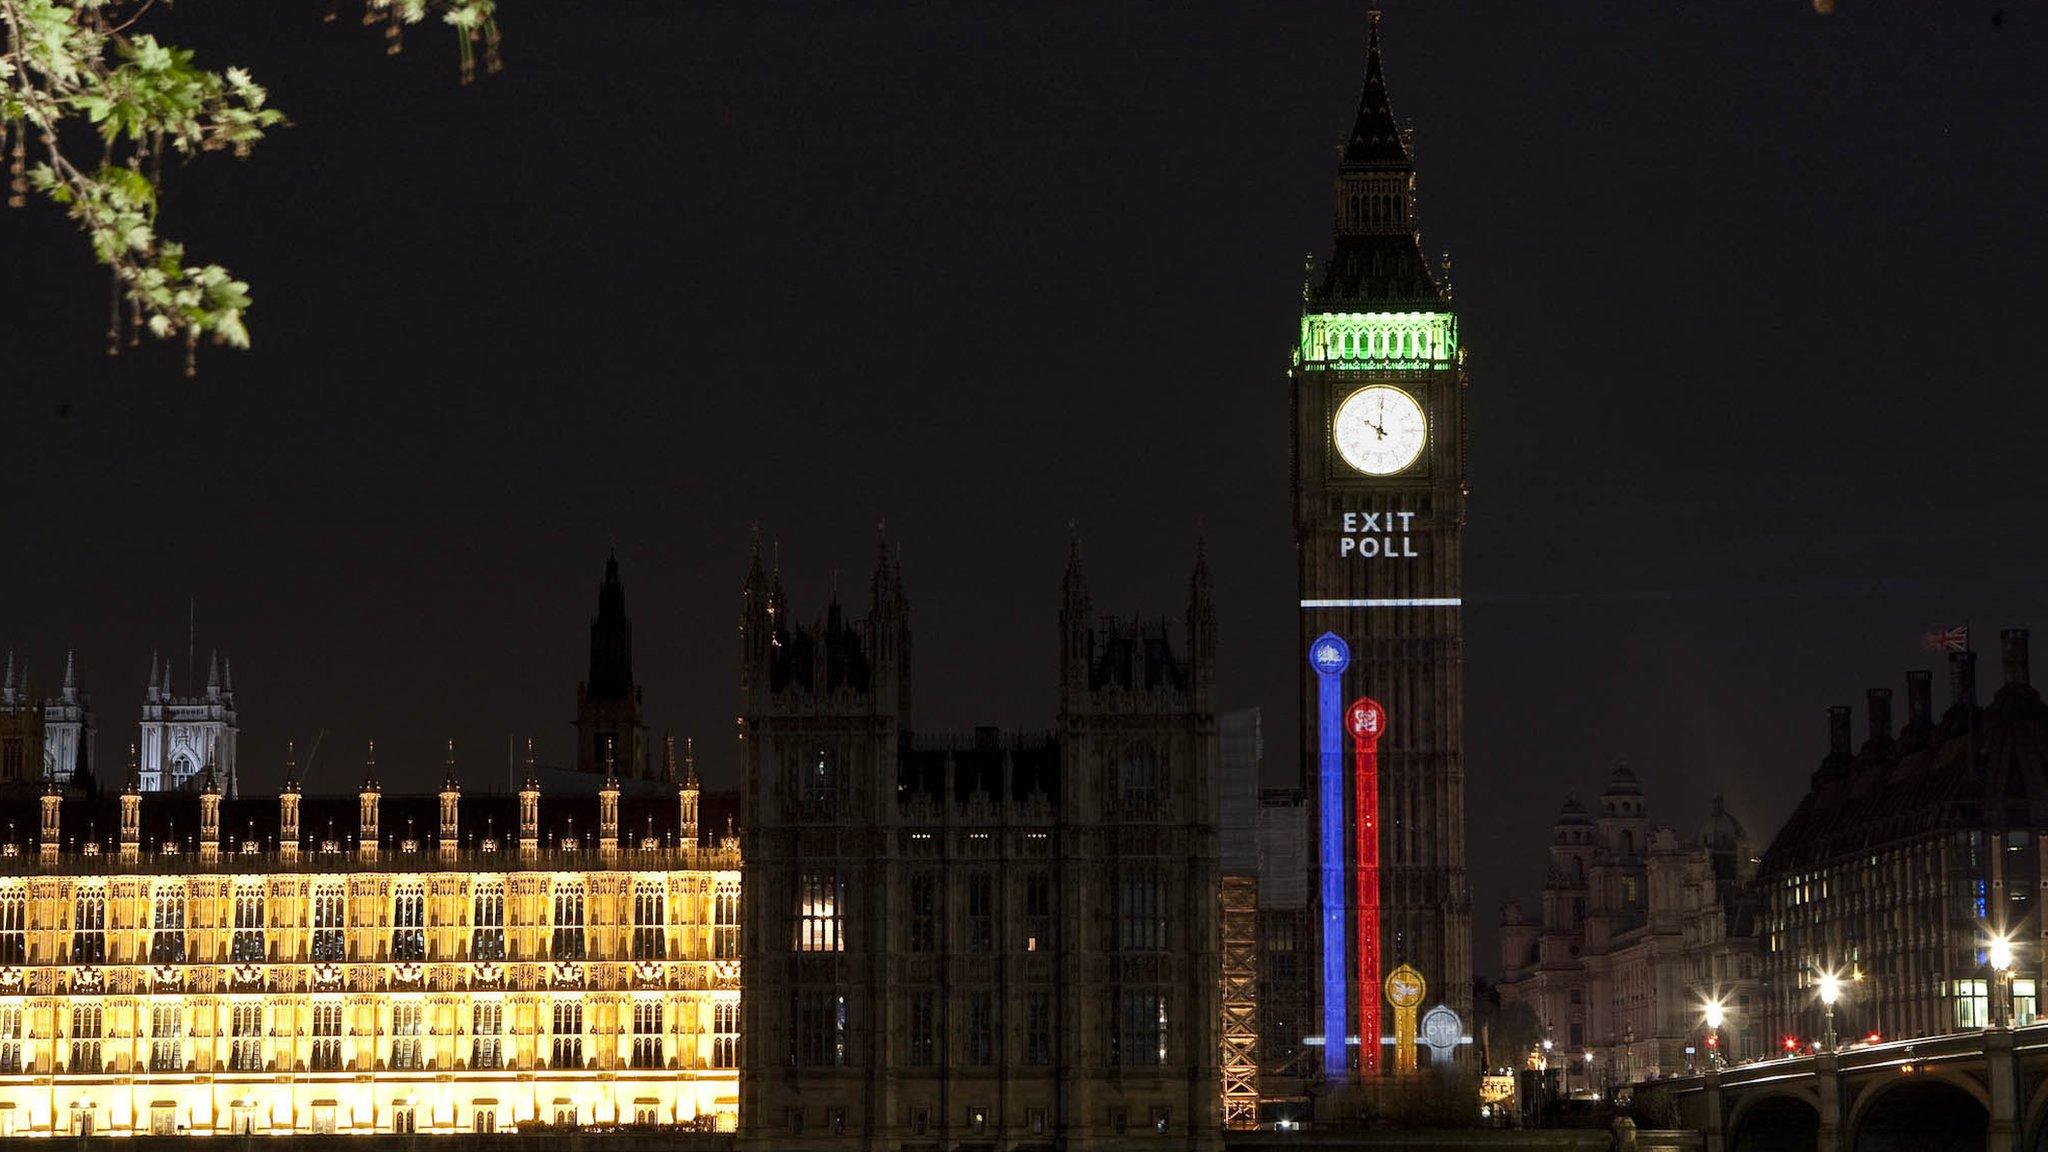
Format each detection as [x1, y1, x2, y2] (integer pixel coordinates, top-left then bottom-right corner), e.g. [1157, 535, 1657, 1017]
[1925, 625, 1969, 653]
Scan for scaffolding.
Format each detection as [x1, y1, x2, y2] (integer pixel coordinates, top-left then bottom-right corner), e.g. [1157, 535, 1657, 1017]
[1221, 875, 1260, 1129]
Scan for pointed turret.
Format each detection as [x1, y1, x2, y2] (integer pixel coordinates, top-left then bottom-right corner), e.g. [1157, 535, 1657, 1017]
[1060, 528, 1093, 707]
[576, 552, 647, 777]
[206, 650, 221, 700]
[1, 650, 14, 707]
[222, 657, 233, 698]
[280, 741, 302, 861]
[61, 649, 77, 702]
[1343, 11, 1409, 166]
[1187, 535, 1218, 700]
[440, 740, 462, 858]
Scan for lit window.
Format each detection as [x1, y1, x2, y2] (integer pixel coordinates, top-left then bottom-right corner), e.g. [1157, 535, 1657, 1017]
[311, 885, 346, 962]
[797, 872, 844, 953]
[551, 1001, 584, 1068]
[471, 881, 505, 961]
[71, 887, 107, 964]
[230, 1002, 264, 1071]
[552, 885, 586, 960]
[631, 1000, 664, 1069]
[151, 1004, 184, 1072]
[712, 1000, 740, 1067]
[633, 883, 666, 961]
[311, 1002, 343, 1071]
[232, 887, 267, 963]
[471, 1002, 503, 1070]
[151, 888, 187, 963]
[69, 1003, 103, 1072]
[391, 883, 425, 962]
[391, 1003, 423, 1070]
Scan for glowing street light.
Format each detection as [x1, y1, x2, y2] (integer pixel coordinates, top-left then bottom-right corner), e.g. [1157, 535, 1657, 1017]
[1702, 998, 1727, 1069]
[1988, 932, 2017, 1030]
[1816, 970, 1843, 1053]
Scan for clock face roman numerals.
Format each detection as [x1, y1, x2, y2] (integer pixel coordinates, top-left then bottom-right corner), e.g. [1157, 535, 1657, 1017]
[1333, 385, 1426, 476]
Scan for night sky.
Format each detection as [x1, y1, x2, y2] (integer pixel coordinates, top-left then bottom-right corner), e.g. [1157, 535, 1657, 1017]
[3, 3, 2043, 975]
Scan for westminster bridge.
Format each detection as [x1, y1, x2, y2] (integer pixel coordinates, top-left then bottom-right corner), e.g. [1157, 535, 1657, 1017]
[1654, 1023, 2048, 1152]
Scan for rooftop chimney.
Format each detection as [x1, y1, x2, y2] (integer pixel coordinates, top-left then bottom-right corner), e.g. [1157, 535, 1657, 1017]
[1904, 670, 1934, 741]
[2003, 628, 2031, 687]
[1865, 688, 1893, 752]
[1827, 705, 1853, 761]
[1950, 649, 1978, 709]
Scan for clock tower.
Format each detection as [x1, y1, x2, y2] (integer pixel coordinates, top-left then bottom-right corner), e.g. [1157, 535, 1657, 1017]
[1292, 12, 1470, 1084]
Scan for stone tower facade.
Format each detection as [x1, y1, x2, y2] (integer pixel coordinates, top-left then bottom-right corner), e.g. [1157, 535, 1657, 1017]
[738, 534, 1221, 1151]
[138, 650, 238, 795]
[575, 553, 651, 779]
[1291, 12, 1472, 1086]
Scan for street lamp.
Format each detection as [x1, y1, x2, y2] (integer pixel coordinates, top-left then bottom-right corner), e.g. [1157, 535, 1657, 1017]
[1989, 932, 2016, 1030]
[1703, 999, 1727, 1069]
[1816, 971, 1842, 1053]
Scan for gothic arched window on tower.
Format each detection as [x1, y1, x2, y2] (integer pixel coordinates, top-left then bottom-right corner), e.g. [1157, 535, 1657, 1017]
[1120, 745, 1161, 815]
[801, 749, 840, 817]
[797, 871, 844, 953]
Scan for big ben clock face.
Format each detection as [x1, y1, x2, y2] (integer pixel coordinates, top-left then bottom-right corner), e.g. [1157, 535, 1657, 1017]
[1333, 385, 1427, 476]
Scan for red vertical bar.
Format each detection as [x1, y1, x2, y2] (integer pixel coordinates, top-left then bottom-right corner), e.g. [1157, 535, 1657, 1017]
[1348, 698, 1385, 1078]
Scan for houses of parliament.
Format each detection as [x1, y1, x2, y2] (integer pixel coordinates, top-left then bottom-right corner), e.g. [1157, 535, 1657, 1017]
[0, 14, 1467, 1148]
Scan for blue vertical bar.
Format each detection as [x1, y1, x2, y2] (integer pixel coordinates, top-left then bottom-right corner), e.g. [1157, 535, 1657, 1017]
[1309, 632, 1351, 1079]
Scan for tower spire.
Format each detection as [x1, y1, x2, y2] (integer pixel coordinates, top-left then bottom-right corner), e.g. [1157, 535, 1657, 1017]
[1344, 10, 1409, 167]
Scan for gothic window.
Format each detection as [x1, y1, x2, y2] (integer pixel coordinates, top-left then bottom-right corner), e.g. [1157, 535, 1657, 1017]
[552, 884, 586, 960]
[0, 1004, 21, 1074]
[796, 872, 844, 953]
[471, 881, 505, 961]
[966, 873, 993, 954]
[230, 1002, 264, 1071]
[0, 737, 22, 782]
[630, 1000, 663, 1069]
[550, 1001, 584, 1068]
[69, 1003, 103, 1072]
[0, 887, 28, 964]
[470, 1002, 502, 1070]
[1119, 869, 1166, 953]
[232, 887, 266, 963]
[312, 884, 346, 962]
[150, 1004, 184, 1072]
[792, 991, 845, 1067]
[801, 749, 840, 816]
[71, 887, 106, 964]
[907, 873, 936, 953]
[632, 883, 665, 960]
[1121, 745, 1160, 814]
[1026, 991, 1052, 1066]
[391, 883, 425, 962]
[311, 1002, 343, 1071]
[151, 888, 187, 963]
[907, 990, 937, 1068]
[390, 1003, 423, 1070]
[1112, 990, 1166, 1067]
[713, 1000, 740, 1067]
[714, 882, 740, 959]
[1023, 872, 1053, 952]
[966, 991, 994, 1066]
[171, 754, 194, 785]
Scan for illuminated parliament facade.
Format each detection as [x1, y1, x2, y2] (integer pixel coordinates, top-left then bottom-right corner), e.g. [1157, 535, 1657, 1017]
[0, 763, 742, 1139]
